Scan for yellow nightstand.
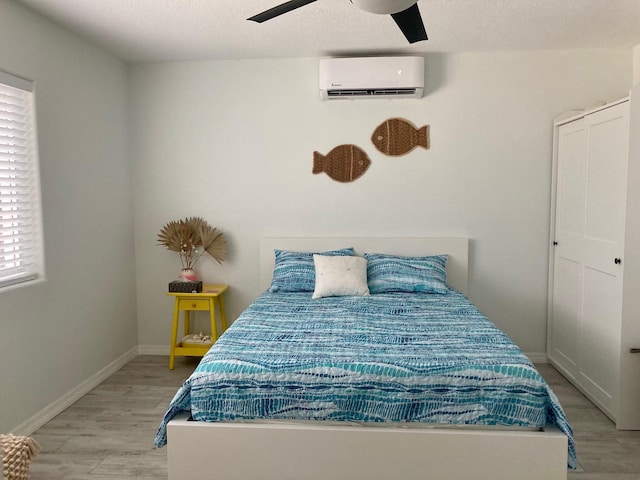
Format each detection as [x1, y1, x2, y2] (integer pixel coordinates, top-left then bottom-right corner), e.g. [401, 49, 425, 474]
[167, 284, 229, 370]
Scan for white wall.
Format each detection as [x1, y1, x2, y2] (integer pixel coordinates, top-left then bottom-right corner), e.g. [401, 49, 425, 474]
[0, 1, 135, 433]
[635, 44, 640, 86]
[131, 50, 632, 356]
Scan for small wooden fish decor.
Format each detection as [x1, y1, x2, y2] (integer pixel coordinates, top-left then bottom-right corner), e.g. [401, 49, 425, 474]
[313, 144, 371, 183]
[371, 118, 429, 156]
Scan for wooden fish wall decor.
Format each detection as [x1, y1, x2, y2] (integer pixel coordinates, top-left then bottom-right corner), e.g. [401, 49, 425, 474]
[371, 118, 429, 156]
[313, 144, 371, 183]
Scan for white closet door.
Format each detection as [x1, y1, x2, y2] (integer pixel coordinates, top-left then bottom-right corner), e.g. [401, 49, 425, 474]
[551, 101, 629, 420]
[618, 83, 640, 429]
[578, 102, 629, 415]
[550, 119, 587, 375]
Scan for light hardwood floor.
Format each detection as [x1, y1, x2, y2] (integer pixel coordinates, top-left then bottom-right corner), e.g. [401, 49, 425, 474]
[26, 356, 640, 479]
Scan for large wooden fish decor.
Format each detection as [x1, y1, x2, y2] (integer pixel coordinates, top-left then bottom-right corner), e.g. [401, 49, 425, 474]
[313, 144, 372, 183]
[371, 118, 429, 156]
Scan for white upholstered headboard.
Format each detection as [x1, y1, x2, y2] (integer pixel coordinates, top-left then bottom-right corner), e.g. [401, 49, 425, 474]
[259, 237, 469, 296]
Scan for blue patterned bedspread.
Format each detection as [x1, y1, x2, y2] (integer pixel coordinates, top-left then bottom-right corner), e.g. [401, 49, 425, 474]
[155, 289, 576, 469]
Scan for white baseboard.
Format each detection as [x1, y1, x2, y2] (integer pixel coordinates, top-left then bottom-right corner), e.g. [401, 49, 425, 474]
[12, 346, 139, 436]
[526, 352, 549, 364]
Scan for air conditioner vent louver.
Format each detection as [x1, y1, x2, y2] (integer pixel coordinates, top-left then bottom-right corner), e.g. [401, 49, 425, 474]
[327, 88, 418, 98]
[319, 56, 424, 101]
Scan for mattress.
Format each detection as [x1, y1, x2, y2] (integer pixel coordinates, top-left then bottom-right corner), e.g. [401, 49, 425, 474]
[155, 289, 576, 469]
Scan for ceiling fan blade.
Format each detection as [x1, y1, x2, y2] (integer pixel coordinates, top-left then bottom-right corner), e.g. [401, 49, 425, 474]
[390, 3, 428, 44]
[248, 0, 318, 23]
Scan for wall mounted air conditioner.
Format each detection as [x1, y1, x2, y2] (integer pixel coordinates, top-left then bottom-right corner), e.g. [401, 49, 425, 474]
[319, 56, 424, 100]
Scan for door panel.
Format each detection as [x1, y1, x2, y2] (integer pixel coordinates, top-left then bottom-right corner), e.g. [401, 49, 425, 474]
[550, 120, 586, 371]
[577, 103, 628, 419]
[550, 256, 581, 370]
[585, 104, 629, 253]
[578, 265, 622, 414]
[556, 120, 587, 238]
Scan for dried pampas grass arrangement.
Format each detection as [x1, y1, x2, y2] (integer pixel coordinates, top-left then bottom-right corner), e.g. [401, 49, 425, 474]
[157, 216, 227, 269]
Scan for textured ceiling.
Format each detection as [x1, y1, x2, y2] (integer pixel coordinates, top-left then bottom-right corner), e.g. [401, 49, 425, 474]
[15, 0, 640, 63]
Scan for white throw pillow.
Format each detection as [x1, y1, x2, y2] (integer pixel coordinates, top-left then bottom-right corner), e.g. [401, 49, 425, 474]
[312, 254, 370, 299]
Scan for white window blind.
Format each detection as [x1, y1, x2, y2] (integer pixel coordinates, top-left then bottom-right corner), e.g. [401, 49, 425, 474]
[0, 70, 44, 289]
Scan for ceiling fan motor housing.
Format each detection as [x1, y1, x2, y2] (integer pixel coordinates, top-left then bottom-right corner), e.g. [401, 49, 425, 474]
[352, 0, 417, 15]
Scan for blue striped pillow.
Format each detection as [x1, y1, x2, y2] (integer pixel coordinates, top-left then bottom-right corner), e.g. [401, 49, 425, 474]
[269, 248, 354, 293]
[364, 253, 449, 294]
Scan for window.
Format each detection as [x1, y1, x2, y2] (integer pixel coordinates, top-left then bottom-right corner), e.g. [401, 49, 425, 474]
[0, 70, 44, 289]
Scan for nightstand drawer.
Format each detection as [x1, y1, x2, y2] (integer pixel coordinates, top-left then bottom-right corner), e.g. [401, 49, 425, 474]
[178, 299, 210, 311]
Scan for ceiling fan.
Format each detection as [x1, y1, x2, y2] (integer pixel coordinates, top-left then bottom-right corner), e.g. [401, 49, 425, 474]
[247, 0, 428, 44]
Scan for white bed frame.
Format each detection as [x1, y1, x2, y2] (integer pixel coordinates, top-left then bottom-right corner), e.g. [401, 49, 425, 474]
[167, 237, 569, 480]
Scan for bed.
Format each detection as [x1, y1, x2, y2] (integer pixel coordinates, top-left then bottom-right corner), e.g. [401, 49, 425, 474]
[156, 237, 575, 480]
